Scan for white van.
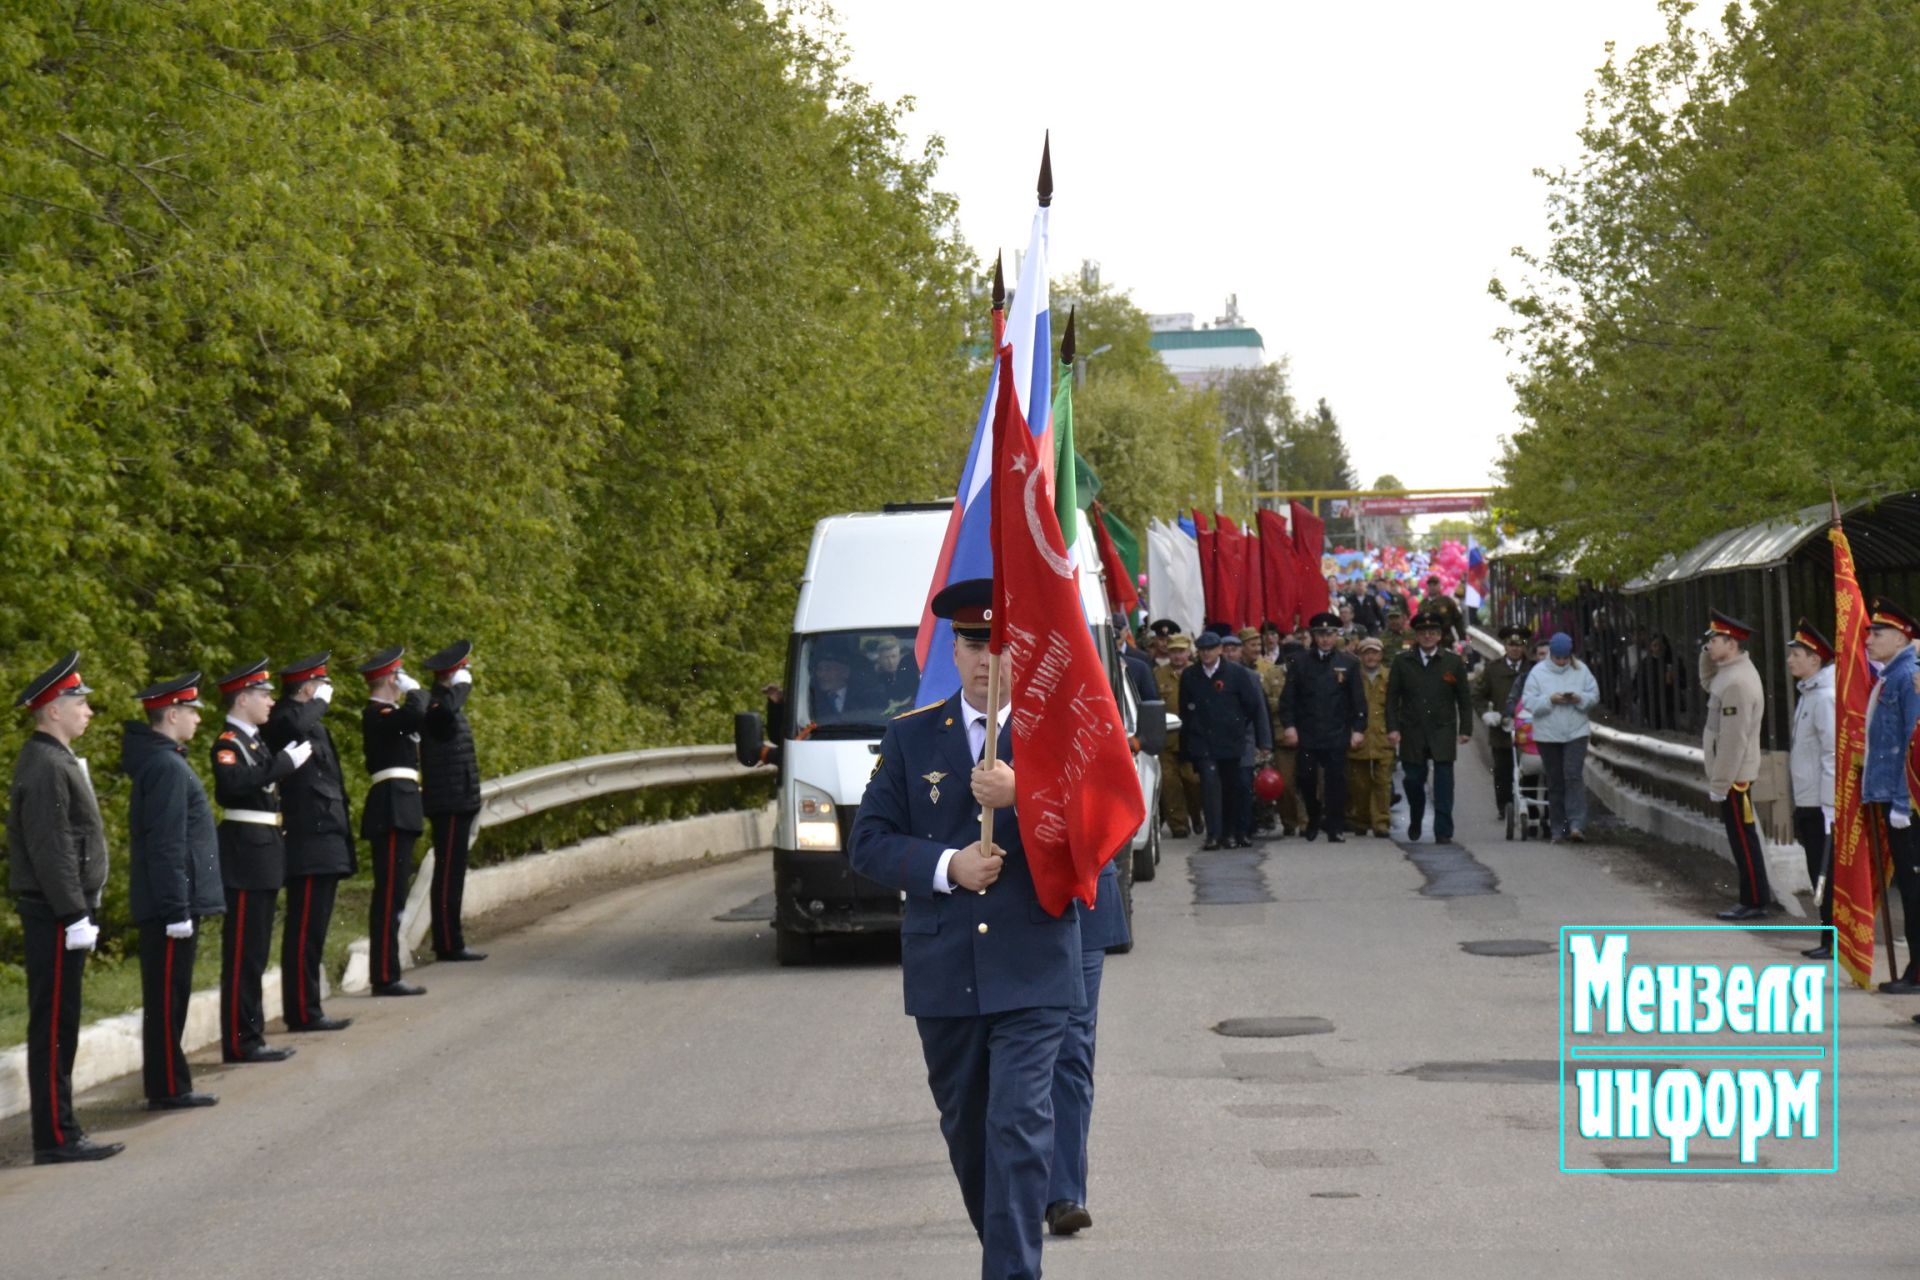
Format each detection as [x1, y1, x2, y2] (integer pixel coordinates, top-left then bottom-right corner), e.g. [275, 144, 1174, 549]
[737, 503, 1167, 965]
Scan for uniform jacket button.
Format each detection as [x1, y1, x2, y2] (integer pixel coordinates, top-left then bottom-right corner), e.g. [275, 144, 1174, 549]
[977, 923, 989, 935]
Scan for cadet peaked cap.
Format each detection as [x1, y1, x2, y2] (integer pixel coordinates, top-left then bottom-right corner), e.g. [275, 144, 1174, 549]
[1411, 612, 1445, 631]
[1166, 635, 1193, 653]
[1195, 631, 1222, 650]
[216, 658, 272, 696]
[137, 671, 204, 712]
[1150, 618, 1182, 638]
[358, 645, 406, 680]
[279, 652, 330, 685]
[1308, 612, 1341, 632]
[931, 577, 994, 640]
[1787, 619, 1834, 664]
[17, 651, 91, 710]
[423, 639, 473, 672]
[1498, 625, 1531, 644]
[1703, 610, 1753, 642]
[1869, 598, 1918, 639]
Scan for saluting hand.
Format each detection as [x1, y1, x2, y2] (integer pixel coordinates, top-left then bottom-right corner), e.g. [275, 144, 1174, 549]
[950, 840, 1005, 892]
[972, 759, 1016, 809]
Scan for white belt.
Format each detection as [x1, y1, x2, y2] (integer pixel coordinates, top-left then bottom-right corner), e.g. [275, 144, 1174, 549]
[223, 809, 282, 828]
[370, 767, 420, 785]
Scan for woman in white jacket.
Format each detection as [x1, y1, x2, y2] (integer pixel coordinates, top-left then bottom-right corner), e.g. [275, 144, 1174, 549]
[1520, 633, 1602, 842]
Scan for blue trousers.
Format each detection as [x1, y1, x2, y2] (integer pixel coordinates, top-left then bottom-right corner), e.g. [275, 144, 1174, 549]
[1403, 759, 1455, 841]
[1194, 756, 1247, 842]
[1048, 948, 1106, 1208]
[917, 1006, 1070, 1280]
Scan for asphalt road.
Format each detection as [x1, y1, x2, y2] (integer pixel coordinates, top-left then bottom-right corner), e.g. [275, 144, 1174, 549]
[4, 764, 1918, 1279]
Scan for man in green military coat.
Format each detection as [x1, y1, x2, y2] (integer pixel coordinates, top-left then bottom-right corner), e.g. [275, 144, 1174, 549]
[1386, 612, 1474, 842]
[1470, 626, 1532, 821]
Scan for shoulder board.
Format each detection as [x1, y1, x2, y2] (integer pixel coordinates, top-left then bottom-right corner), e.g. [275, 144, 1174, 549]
[218, 731, 237, 741]
[893, 700, 944, 720]
[380, 705, 395, 715]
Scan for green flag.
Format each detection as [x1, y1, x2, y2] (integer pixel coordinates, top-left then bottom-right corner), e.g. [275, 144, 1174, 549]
[1052, 365, 1078, 542]
[1102, 508, 1142, 585]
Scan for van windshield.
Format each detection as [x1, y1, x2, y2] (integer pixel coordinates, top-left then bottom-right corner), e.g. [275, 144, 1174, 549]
[792, 627, 924, 736]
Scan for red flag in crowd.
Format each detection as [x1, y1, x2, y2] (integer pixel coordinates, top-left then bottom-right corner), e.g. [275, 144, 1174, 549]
[989, 346, 1145, 917]
[1192, 509, 1218, 628]
[1256, 508, 1295, 629]
[1290, 500, 1326, 618]
[1090, 504, 1139, 615]
[1830, 518, 1876, 989]
[1245, 531, 1266, 629]
[1215, 514, 1249, 632]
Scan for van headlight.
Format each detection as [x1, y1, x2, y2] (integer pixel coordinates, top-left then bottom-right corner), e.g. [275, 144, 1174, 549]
[795, 781, 841, 852]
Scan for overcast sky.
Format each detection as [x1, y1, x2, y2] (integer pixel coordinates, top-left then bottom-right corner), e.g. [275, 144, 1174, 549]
[810, 0, 1675, 494]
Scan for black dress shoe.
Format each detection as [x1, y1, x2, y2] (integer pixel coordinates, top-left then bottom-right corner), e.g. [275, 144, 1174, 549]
[1878, 978, 1920, 994]
[287, 1016, 353, 1032]
[225, 1044, 295, 1063]
[1802, 945, 1833, 960]
[148, 1091, 219, 1111]
[1716, 904, 1766, 921]
[1045, 1199, 1093, 1235]
[1325, 832, 1345, 844]
[435, 948, 487, 962]
[372, 981, 427, 996]
[34, 1137, 124, 1165]
[1304, 827, 1320, 842]
[1407, 822, 1422, 841]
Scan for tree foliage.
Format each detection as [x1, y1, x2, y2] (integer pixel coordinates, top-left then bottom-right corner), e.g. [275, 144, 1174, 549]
[1492, 0, 1920, 578]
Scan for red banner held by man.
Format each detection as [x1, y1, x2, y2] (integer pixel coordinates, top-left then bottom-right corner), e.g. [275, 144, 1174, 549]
[1214, 514, 1249, 632]
[1192, 508, 1219, 630]
[990, 347, 1146, 917]
[1831, 520, 1876, 988]
[1256, 508, 1295, 630]
[1245, 531, 1266, 629]
[1290, 500, 1326, 619]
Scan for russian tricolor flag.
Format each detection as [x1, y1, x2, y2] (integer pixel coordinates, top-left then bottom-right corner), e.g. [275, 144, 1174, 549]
[915, 142, 1054, 704]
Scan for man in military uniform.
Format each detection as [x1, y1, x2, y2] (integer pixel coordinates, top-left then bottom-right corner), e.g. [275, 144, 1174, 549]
[1046, 854, 1129, 1238]
[1180, 631, 1271, 850]
[360, 646, 429, 996]
[1378, 607, 1412, 665]
[1346, 638, 1395, 837]
[1700, 611, 1772, 920]
[1417, 575, 1465, 647]
[422, 640, 486, 962]
[265, 652, 355, 1032]
[1861, 599, 1920, 987]
[1471, 626, 1532, 820]
[8, 653, 121, 1164]
[1154, 636, 1202, 837]
[124, 671, 222, 1109]
[849, 578, 1085, 1280]
[211, 659, 312, 1063]
[1259, 651, 1309, 837]
[1279, 613, 1367, 842]
[1386, 614, 1474, 843]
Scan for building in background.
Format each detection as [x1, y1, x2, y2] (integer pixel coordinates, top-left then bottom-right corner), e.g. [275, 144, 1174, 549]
[1149, 296, 1265, 387]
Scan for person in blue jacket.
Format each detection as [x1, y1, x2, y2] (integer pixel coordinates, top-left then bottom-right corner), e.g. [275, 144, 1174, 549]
[850, 577, 1085, 1280]
[1045, 857, 1129, 1237]
[1863, 599, 1920, 992]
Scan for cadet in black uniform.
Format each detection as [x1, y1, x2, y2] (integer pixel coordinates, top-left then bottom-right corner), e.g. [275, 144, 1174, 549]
[8, 652, 121, 1164]
[421, 640, 485, 962]
[264, 653, 355, 1032]
[123, 672, 223, 1109]
[211, 659, 311, 1063]
[360, 646, 429, 995]
[1279, 612, 1368, 842]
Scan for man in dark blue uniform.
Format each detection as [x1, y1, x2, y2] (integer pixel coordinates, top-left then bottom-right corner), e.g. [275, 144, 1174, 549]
[359, 645, 429, 997]
[1178, 631, 1271, 850]
[1045, 858, 1127, 1238]
[266, 652, 355, 1032]
[1279, 612, 1368, 842]
[850, 578, 1085, 1280]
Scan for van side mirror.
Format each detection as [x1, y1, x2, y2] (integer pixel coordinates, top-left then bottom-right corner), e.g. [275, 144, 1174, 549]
[1134, 700, 1168, 757]
[735, 712, 779, 768]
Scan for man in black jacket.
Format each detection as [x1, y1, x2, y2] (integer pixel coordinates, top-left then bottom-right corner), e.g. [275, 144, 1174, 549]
[422, 640, 485, 962]
[8, 652, 121, 1165]
[1279, 613, 1368, 842]
[265, 653, 355, 1032]
[211, 659, 312, 1064]
[360, 646, 429, 996]
[124, 672, 224, 1110]
[1178, 632, 1271, 850]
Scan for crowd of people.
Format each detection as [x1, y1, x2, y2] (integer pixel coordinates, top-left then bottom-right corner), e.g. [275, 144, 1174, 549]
[8, 644, 485, 1166]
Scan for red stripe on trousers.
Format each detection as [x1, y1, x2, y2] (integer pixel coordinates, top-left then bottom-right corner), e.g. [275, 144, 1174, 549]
[382, 832, 397, 983]
[163, 936, 178, 1096]
[296, 879, 313, 1025]
[229, 892, 246, 1057]
[1729, 790, 1760, 904]
[48, 928, 65, 1146]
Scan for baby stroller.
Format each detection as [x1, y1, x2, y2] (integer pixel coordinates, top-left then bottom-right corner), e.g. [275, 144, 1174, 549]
[1507, 707, 1551, 841]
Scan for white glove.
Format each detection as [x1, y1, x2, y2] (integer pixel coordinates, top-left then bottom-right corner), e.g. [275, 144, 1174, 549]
[282, 740, 315, 769]
[450, 669, 472, 687]
[1822, 805, 1834, 833]
[1481, 710, 1502, 727]
[1708, 791, 1726, 805]
[395, 670, 421, 694]
[165, 919, 194, 940]
[64, 918, 99, 951]
[312, 680, 334, 705]
[1893, 809, 1912, 830]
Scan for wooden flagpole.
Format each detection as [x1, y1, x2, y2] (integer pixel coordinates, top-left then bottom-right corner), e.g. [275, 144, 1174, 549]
[1868, 806, 1900, 983]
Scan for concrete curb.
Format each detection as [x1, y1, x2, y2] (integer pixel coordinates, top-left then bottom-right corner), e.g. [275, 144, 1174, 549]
[1, 805, 773, 1122]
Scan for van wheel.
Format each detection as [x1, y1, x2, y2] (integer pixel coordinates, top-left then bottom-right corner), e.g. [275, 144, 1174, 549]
[1133, 819, 1160, 883]
[775, 929, 815, 966]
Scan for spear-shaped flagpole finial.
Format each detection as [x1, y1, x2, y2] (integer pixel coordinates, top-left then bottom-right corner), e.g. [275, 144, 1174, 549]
[1061, 306, 1076, 365]
[992, 251, 1005, 311]
[1830, 480, 1843, 527]
[1038, 131, 1053, 208]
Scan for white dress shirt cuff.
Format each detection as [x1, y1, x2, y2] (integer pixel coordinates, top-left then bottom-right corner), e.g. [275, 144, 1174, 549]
[934, 848, 959, 894]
